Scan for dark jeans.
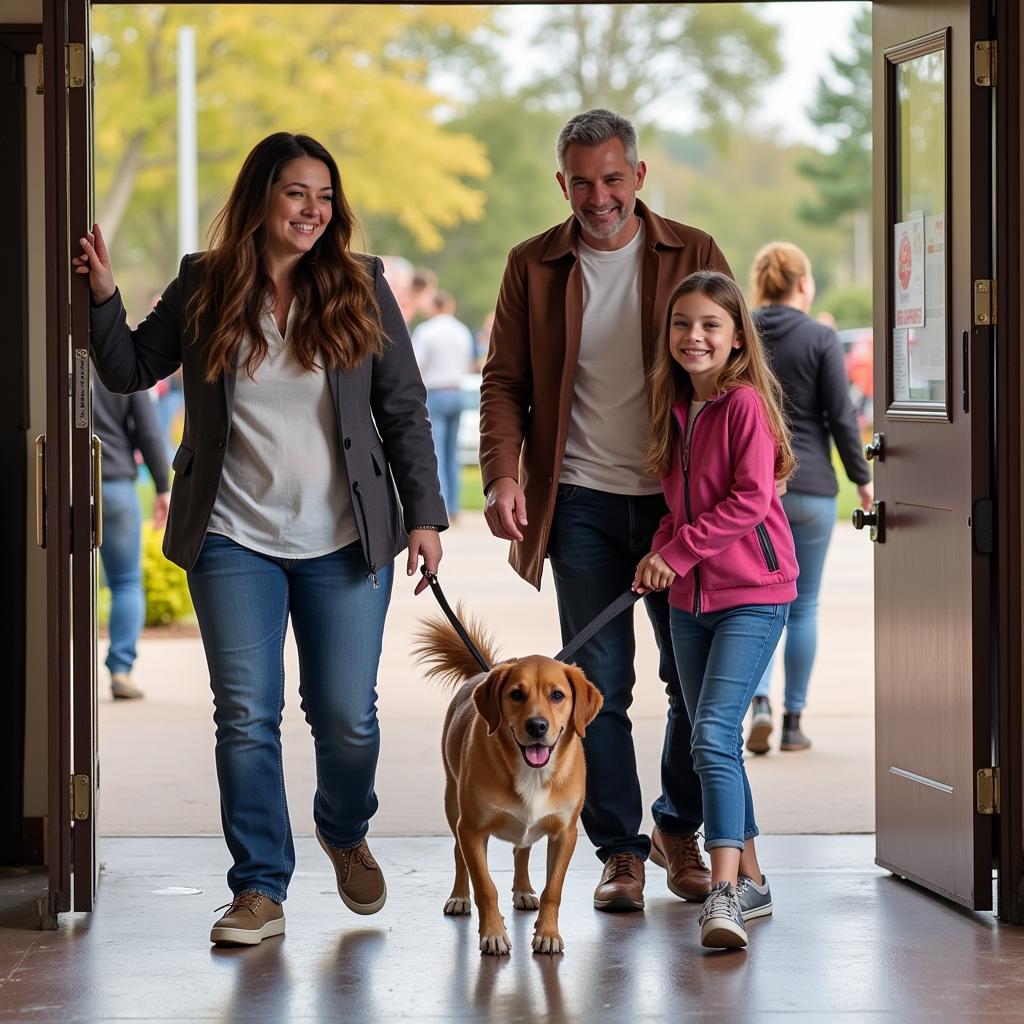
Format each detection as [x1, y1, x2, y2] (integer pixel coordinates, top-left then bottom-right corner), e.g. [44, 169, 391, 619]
[187, 534, 393, 902]
[547, 484, 703, 862]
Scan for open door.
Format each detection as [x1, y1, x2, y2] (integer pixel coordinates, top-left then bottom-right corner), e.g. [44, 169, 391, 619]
[869, 0, 995, 909]
[41, 0, 98, 921]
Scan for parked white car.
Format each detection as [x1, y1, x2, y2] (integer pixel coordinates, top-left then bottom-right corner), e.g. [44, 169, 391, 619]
[456, 373, 482, 467]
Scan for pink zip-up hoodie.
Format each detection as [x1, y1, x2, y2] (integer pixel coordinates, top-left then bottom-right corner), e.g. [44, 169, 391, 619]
[651, 385, 798, 614]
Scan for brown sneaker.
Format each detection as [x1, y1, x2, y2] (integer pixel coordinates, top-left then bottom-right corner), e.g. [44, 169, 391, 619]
[593, 852, 645, 912]
[316, 827, 387, 915]
[649, 827, 713, 902]
[111, 672, 144, 700]
[210, 892, 285, 946]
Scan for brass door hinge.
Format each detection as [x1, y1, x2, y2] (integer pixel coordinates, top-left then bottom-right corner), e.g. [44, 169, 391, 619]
[35, 43, 44, 95]
[70, 774, 90, 821]
[977, 767, 1000, 815]
[974, 40, 996, 87]
[66, 43, 85, 89]
[974, 279, 997, 326]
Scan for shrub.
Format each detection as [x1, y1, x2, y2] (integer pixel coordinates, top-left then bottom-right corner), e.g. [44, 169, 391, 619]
[141, 526, 194, 626]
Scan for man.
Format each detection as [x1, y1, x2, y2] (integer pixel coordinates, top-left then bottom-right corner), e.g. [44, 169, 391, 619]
[411, 290, 475, 520]
[92, 378, 170, 699]
[480, 109, 731, 912]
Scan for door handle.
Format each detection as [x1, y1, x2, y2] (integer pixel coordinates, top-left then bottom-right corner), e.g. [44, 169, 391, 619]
[35, 434, 46, 549]
[864, 433, 885, 461]
[852, 500, 885, 543]
[92, 435, 103, 549]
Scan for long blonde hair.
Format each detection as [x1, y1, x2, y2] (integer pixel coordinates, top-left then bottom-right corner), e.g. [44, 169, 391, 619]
[187, 133, 384, 383]
[750, 241, 811, 308]
[646, 271, 797, 481]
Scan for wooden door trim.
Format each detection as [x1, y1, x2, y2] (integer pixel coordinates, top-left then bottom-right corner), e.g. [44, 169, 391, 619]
[994, 0, 1023, 925]
[41, 0, 72, 923]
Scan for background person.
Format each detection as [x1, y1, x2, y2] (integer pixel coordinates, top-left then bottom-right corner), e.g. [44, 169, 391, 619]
[481, 108, 732, 912]
[411, 290, 475, 521]
[746, 241, 872, 754]
[92, 377, 170, 700]
[75, 132, 446, 948]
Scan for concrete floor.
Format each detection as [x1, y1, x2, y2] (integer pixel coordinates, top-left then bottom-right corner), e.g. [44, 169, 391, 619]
[2, 836, 1021, 1023]
[97, 518, 874, 837]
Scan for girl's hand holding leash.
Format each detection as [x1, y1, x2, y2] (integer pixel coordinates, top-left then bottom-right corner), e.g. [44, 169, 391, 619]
[632, 551, 676, 595]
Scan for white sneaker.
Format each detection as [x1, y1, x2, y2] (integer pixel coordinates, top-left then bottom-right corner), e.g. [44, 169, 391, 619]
[698, 880, 748, 949]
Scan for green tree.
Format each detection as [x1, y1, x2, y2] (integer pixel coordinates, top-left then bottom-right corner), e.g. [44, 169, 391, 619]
[797, 4, 872, 227]
[523, 4, 782, 128]
[92, 5, 492, 309]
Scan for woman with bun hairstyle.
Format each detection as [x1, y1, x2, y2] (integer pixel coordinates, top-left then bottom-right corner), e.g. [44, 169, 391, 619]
[745, 242, 872, 754]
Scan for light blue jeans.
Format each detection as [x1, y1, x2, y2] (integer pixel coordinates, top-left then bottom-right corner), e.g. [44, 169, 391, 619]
[754, 491, 837, 712]
[99, 478, 145, 676]
[187, 533, 393, 902]
[670, 603, 787, 850]
[426, 388, 463, 515]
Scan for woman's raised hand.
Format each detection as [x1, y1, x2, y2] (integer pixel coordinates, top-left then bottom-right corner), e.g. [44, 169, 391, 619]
[72, 223, 116, 304]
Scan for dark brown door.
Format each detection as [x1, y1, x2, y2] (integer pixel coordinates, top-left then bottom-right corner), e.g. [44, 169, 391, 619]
[870, 0, 994, 909]
[41, 0, 99, 919]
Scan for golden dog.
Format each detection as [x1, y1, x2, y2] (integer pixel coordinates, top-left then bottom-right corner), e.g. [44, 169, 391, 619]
[413, 614, 603, 955]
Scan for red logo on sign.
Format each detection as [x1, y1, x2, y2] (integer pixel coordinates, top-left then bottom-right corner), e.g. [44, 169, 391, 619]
[898, 234, 912, 291]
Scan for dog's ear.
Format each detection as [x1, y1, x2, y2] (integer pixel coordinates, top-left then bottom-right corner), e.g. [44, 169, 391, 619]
[473, 665, 512, 735]
[565, 665, 604, 737]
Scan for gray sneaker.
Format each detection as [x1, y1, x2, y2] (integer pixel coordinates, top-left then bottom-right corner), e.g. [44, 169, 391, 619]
[746, 697, 772, 755]
[697, 880, 747, 949]
[736, 873, 773, 921]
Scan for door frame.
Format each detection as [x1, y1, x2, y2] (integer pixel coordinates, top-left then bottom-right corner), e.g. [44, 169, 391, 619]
[38, 0, 1024, 922]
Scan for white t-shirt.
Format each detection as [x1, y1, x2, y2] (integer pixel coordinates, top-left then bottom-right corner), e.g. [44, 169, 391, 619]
[411, 313, 474, 390]
[207, 302, 359, 558]
[559, 223, 662, 495]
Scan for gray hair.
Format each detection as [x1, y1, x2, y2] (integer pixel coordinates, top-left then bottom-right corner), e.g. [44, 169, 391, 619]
[555, 109, 639, 171]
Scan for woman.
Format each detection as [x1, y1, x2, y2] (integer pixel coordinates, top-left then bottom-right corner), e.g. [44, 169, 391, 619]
[745, 242, 872, 754]
[74, 133, 447, 946]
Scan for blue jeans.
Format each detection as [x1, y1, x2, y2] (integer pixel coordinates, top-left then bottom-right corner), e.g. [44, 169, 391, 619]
[547, 484, 703, 861]
[187, 534, 393, 902]
[426, 388, 463, 515]
[670, 603, 787, 850]
[754, 492, 836, 712]
[99, 478, 144, 676]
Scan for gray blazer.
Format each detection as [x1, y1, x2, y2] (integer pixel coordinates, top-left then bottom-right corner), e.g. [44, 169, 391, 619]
[89, 253, 448, 574]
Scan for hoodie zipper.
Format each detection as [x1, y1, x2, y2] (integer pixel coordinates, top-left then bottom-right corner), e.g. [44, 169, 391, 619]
[351, 482, 380, 588]
[755, 523, 779, 572]
[681, 401, 711, 616]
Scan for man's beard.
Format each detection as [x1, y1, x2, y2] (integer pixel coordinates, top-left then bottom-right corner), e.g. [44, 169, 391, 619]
[576, 199, 634, 241]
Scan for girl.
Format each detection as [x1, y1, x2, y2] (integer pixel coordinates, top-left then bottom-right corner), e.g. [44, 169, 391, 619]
[632, 270, 798, 950]
[75, 133, 447, 947]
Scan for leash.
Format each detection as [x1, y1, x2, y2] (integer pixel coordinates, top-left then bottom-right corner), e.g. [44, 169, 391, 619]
[421, 568, 643, 669]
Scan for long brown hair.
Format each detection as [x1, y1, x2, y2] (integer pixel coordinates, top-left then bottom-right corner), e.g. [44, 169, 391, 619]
[646, 271, 797, 481]
[188, 132, 383, 382]
[750, 241, 810, 308]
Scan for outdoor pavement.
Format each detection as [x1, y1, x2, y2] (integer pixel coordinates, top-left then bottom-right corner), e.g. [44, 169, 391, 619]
[97, 515, 874, 838]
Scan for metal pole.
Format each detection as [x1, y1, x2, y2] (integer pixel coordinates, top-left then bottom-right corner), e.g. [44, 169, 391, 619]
[177, 26, 197, 258]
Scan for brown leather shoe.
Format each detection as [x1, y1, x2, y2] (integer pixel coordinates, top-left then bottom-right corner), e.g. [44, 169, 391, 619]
[649, 827, 713, 902]
[210, 892, 285, 946]
[316, 828, 387, 915]
[593, 852, 645, 912]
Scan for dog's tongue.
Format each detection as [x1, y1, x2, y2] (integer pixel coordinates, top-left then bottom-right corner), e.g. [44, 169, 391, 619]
[525, 744, 551, 767]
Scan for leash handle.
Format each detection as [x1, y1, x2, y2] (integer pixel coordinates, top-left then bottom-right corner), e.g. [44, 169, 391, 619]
[421, 568, 492, 673]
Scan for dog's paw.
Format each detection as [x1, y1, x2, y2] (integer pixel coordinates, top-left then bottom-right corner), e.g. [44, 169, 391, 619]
[532, 931, 565, 955]
[444, 896, 471, 916]
[512, 890, 540, 911]
[479, 930, 512, 956]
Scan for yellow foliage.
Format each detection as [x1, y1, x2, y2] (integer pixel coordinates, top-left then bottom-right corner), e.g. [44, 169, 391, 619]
[93, 5, 491, 252]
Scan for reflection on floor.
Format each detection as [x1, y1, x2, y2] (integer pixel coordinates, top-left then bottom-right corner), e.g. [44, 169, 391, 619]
[2, 835, 1023, 1022]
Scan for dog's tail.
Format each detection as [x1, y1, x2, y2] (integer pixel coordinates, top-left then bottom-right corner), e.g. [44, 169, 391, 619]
[411, 606, 500, 688]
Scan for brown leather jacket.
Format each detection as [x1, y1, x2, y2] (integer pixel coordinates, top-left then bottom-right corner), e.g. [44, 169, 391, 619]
[479, 200, 732, 589]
